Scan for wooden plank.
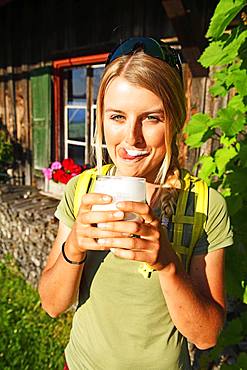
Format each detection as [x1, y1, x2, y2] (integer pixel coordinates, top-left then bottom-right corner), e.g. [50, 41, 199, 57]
[5, 66, 16, 139]
[161, 0, 210, 76]
[53, 69, 62, 161]
[179, 64, 192, 170]
[200, 66, 229, 156]
[86, 67, 93, 164]
[183, 73, 208, 172]
[184, 66, 230, 164]
[14, 66, 26, 145]
[161, 0, 186, 18]
[181, 47, 207, 77]
[12, 66, 32, 185]
[0, 68, 5, 126]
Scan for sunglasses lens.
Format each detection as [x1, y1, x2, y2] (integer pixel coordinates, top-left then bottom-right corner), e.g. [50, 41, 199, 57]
[108, 37, 163, 64]
[108, 39, 139, 63]
[106, 37, 182, 80]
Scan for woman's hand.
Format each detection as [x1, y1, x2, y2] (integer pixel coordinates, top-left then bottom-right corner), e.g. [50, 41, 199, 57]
[95, 201, 173, 271]
[65, 193, 126, 259]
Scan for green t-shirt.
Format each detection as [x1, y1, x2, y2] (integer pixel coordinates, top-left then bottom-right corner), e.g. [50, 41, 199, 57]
[55, 175, 233, 370]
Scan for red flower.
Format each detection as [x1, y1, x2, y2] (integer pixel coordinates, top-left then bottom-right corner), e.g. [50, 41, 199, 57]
[62, 158, 75, 171]
[52, 169, 72, 184]
[70, 164, 82, 175]
[44, 158, 92, 185]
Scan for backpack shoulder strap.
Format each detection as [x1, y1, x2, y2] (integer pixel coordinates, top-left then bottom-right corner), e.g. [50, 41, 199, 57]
[172, 170, 208, 271]
[187, 174, 208, 270]
[74, 164, 114, 218]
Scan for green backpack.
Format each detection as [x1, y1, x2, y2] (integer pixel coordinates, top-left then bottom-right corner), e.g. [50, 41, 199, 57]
[73, 164, 208, 277]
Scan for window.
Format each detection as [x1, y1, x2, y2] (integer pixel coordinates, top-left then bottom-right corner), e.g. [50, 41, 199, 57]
[64, 66, 87, 165]
[91, 65, 105, 147]
[53, 53, 108, 166]
[64, 65, 105, 165]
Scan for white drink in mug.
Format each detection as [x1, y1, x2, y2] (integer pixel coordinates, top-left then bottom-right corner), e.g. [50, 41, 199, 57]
[92, 176, 146, 221]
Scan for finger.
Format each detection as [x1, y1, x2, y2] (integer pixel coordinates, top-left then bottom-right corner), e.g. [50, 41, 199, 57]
[116, 201, 157, 224]
[97, 237, 155, 251]
[78, 225, 128, 239]
[78, 210, 124, 225]
[110, 248, 156, 264]
[77, 237, 112, 251]
[97, 221, 160, 240]
[79, 193, 113, 212]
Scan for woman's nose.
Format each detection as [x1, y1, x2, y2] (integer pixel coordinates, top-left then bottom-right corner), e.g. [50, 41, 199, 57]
[125, 119, 144, 146]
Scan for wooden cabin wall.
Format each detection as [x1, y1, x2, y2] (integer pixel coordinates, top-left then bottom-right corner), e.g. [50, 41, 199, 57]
[0, 0, 174, 185]
[182, 66, 230, 173]
[0, 62, 51, 185]
[0, 0, 226, 185]
[0, 0, 174, 68]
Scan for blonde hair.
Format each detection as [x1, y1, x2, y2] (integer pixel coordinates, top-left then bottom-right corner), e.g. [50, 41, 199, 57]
[95, 51, 186, 216]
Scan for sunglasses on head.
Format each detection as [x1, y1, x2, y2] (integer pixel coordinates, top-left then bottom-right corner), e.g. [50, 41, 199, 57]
[106, 37, 183, 80]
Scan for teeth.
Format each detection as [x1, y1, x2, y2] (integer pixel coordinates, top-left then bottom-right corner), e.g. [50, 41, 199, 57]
[126, 149, 148, 157]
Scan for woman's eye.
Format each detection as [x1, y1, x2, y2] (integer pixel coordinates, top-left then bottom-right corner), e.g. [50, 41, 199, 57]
[111, 114, 125, 122]
[145, 115, 160, 123]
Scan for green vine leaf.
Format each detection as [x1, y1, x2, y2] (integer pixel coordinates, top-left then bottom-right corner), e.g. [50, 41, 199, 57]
[228, 95, 247, 113]
[206, 0, 247, 39]
[239, 140, 247, 167]
[226, 168, 247, 194]
[200, 29, 247, 67]
[225, 244, 247, 300]
[209, 82, 228, 97]
[184, 113, 211, 148]
[221, 352, 247, 370]
[199, 41, 225, 67]
[215, 146, 238, 176]
[196, 156, 216, 184]
[240, 311, 247, 334]
[243, 284, 247, 304]
[217, 28, 247, 65]
[237, 352, 247, 369]
[219, 318, 243, 346]
[226, 193, 243, 216]
[231, 352, 247, 370]
[229, 69, 247, 97]
[210, 107, 246, 136]
[209, 68, 231, 96]
[220, 135, 237, 147]
[0, 131, 14, 169]
[186, 4, 247, 365]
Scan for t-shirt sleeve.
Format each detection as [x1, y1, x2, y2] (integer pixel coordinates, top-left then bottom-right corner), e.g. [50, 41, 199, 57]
[193, 187, 233, 255]
[54, 175, 79, 229]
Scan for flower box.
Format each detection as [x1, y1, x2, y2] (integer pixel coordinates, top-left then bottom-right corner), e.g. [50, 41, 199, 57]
[42, 158, 92, 199]
[44, 177, 66, 199]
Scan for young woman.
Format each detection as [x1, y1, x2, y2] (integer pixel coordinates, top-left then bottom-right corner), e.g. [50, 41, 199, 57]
[39, 37, 233, 370]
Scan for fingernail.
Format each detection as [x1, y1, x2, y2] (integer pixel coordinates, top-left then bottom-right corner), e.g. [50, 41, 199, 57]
[97, 238, 107, 245]
[102, 195, 111, 202]
[114, 211, 124, 218]
[116, 202, 124, 208]
[110, 248, 116, 254]
[97, 223, 108, 229]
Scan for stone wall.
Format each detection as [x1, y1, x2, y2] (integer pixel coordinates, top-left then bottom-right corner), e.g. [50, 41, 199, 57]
[0, 185, 60, 287]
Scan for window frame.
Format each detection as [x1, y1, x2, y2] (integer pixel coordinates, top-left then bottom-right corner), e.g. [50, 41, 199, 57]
[53, 53, 108, 162]
[64, 104, 87, 159]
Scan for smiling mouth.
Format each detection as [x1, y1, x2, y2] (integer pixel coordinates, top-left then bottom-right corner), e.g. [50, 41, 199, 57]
[119, 148, 149, 160]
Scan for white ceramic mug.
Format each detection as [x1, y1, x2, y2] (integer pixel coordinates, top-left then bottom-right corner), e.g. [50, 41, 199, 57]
[92, 175, 146, 221]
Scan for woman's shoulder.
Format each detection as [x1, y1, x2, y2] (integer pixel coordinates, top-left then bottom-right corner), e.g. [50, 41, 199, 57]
[205, 186, 233, 251]
[65, 174, 81, 196]
[54, 175, 81, 228]
[208, 186, 228, 216]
